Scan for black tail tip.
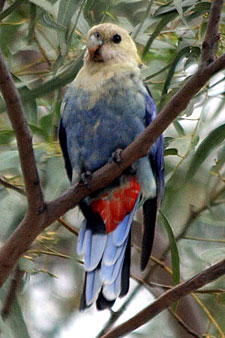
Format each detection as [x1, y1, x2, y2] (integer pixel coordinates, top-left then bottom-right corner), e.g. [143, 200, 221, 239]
[96, 291, 116, 310]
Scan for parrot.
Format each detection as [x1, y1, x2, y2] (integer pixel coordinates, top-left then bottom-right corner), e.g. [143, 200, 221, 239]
[58, 23, 164, 310]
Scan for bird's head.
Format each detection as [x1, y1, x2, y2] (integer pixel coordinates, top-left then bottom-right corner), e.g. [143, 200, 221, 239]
[84, 23, 140, 67]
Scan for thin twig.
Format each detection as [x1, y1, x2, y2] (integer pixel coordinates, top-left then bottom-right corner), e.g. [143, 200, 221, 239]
[0, 176, 26, 196]
[1, 266, 23, 319]
[169, 309, 202, 338]
[201, 0, 224, 66]
[58, 217, 79, 236]
[136, 280, 225, 294]
[101, 258, 225, 338]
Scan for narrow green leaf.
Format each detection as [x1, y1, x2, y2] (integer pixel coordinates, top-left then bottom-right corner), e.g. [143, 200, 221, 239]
[159, 210, 180, 286]
[164, 148, 178, 156]
[172, 0, 184, 20]
[28, 0, 54, 14]
[142, 12, 178, 58]
[67, 0, 87, 46]
[217, 143, 225, 168]
[0, 280, 30, 338]
[216, 293, 225, 305]
[193, 2, 211, 13]
[6, 297, 31, 338]
[164, 136, 175, 148]
[173, 120, 185, 136]
[0, 150, 20, 173]
[0, 52, 84, 114]
[0, 0, 26, 21]
[40, 113, 53, 139]
[154, 0, 196, 16]
[19, 258, 36, 294]
[28, 3, 36, 43]
[0, 130, 14, 144]
[40, 12, 66, 32]
[57, 0, 80, 55]
[158, 46, 191, 110]
[201, 248, 225, 265]
[186, 124, 225, 180]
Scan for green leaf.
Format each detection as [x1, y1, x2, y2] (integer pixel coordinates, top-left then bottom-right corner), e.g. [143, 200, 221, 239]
[24, 100, 38, 125]
[186, 124, 225, 180]
[19, 257, 36, 294]
[0, 279, 30, 338]
[40, 12, 67, 32]
[158, 46, 192, 110]
[172, 0, 185, 21]
[40, 113, 53, 139]
[201, 248, 225, 265]
[142, 12, 178, 58]
[159, 210, 180, 286]
[0, 130, 14, 144]
[173, 120, 185, 136]
[0, 52, 84, 114]
[0, 150, 20, 173]
[57, 0, 80, 55]
[7, 296, 31, 338]
[193, 2, 211, 14]
[216, 293, 225, 305]
[217, 143, 225, 168]
[28, 0, 54, 14]
[0, 0, 26, 21]
[164, 148, 178, 156]
[154, 0, 196, 16]
[164, 136, 175, 148]
[28, 3, 37, 43]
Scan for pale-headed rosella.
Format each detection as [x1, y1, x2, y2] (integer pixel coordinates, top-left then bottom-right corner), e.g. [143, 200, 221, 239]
[59, 23, 164, 310]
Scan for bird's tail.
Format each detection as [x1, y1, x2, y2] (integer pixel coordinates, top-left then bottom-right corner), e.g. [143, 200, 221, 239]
[77, 199, 138, 310]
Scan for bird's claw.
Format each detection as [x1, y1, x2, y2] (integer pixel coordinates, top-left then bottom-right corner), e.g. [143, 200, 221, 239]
[110, 149, 123, 168]
[79, 170, 92, 190]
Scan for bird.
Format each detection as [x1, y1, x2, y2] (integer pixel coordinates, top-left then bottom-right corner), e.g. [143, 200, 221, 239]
[58, 23, 164, 310]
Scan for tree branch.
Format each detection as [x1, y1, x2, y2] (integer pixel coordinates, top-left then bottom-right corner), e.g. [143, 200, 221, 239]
[201, 0, 224, 66]
[0, 176, 26, 196]
[100, 258, 225, 338]
[0, 50, 44, 212]
[1, 266, 23, 319]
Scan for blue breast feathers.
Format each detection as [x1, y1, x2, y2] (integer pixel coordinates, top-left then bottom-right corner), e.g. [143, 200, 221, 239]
[62, 82, 147, 177]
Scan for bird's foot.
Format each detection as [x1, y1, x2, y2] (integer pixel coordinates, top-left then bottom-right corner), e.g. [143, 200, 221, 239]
[110, 149, 123, 168]
[79, 170, 92, 190]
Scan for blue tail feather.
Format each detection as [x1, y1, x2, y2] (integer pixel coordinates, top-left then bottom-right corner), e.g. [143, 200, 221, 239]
[79, 198, 140, 309]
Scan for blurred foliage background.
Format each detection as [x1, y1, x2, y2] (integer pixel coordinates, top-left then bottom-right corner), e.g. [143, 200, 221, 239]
[0, 0, 225, 337]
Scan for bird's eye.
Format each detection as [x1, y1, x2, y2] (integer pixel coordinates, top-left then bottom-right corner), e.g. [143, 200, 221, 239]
[112, 34, 121, 44]
[95, 32, 101, 39]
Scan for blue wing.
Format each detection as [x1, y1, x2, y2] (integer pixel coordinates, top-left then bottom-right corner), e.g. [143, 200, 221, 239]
[58, 117, 73, 182]
[141, 86, 164, 270]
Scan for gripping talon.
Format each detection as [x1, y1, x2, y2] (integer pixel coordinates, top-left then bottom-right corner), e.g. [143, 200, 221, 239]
[110, 149, 123, 168]
[79, 170, 92, 190]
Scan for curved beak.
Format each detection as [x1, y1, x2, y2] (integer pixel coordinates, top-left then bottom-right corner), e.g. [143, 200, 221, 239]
[87, 34, 104, 59]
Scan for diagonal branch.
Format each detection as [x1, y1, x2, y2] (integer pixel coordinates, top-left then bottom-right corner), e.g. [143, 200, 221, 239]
[0, 176, 26, 196]
[100, 258, 225, 338]
[201, 0, 224, 66]
[0, 50, 44, 212]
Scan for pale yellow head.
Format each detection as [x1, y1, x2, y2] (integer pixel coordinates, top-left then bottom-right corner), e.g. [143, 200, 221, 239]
[84, 23, 139, 67]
